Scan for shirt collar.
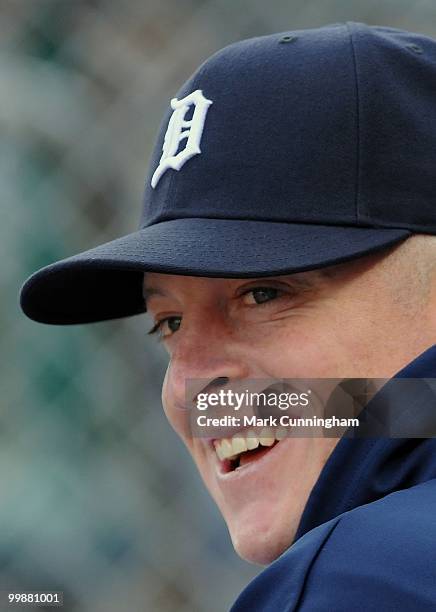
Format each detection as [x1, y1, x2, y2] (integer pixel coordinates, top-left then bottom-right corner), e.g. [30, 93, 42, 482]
[294, 344, 436, 541]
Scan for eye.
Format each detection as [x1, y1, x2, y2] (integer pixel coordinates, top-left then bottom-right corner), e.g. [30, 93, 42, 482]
[148, 315, 182, 339]
[241, 287, 283, 305]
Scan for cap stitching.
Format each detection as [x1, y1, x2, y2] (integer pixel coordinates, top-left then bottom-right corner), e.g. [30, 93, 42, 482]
[346, 22, 361, 225]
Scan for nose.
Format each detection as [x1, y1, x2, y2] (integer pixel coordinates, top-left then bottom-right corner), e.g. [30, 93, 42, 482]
[163, 322, 250, 414]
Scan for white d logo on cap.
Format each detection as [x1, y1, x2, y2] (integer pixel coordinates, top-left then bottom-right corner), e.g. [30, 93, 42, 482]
[151, 89, 213, 189]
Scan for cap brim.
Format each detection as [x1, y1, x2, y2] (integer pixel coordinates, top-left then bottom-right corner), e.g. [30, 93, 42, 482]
[19, 218, 411, 325]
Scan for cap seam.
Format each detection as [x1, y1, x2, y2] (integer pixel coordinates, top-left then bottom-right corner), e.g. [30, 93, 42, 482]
[141, 214, 411, 230]
[346, 22, 361, 225]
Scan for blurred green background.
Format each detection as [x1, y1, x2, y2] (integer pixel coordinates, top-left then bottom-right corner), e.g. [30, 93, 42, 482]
[3, 1, 436, 610]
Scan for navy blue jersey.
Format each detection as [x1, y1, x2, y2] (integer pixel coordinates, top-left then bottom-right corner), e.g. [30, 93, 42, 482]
[231, 345, 436, 611]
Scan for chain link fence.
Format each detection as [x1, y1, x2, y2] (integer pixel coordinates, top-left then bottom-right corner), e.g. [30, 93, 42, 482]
[3, 1, 436, 610]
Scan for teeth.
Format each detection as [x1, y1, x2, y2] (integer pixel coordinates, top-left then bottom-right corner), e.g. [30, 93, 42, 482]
[221, 438, 235, 460]
[231, 435, 248, 456]
[215, 443, 225, 461]
[246, 430, 259, 450]
[275, 427, 288, 440]
[259, 427, 275, 446]
[214, 427, 287, 462]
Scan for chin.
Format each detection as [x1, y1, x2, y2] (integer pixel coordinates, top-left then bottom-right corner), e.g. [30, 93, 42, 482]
[228, 512, 297, 566]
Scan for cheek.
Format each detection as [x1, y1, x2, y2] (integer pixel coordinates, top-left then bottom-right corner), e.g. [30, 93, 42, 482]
[255, 304, 382, 378]
[255, 322, 343, 378]
[161, 366, 211, 475]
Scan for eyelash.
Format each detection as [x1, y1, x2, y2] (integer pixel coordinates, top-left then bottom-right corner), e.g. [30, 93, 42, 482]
[147, 286, 285, 339]
[147, 317, 176, 336]
[239, 286, 285, 304]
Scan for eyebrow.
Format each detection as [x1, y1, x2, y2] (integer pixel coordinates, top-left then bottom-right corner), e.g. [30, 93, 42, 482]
[142, 272, 328, 311]
[271, 273, 322, 289]
[142, 286, 168, 302]
[142, 275, 320, 301]
[279, 275, 314, 287]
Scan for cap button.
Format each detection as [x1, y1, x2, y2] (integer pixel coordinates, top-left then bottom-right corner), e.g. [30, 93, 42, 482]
[405, 43, 423, 54]
[278, 35, 298, 44]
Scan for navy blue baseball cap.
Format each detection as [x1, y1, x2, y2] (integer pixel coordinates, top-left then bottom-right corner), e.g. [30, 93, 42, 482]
[19, 21, 436, 324]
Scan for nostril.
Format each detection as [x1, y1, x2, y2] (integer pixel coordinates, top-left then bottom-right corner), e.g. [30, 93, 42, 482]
[192, 376, 231, 412]
[201, 376, 230, 394]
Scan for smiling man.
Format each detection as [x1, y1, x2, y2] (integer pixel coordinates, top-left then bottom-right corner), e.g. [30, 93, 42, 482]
[142, 237, 436, 568]
[19, 22, 436, 611]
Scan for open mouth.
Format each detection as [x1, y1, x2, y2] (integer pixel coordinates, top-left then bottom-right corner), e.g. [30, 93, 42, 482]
[229, 441, 280, 470]
[213, 427, 286, 473]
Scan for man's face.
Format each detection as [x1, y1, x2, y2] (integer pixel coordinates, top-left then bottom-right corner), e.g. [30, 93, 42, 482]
[143, 247, 428, 565]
